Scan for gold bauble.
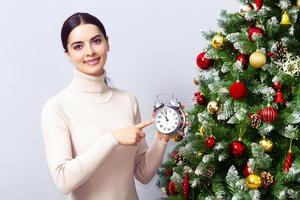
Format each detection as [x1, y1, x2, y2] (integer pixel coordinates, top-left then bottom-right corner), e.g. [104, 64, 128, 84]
[212, 35, 225, 49]
[297, 0, 300, 8]
[207, 100, 222, 115]
[280, 11, 292, 25]
[245, 173, 262, 189]
[259, 137, 274, 152]
[239, 3, 254, 17]
[172, 134, 183, 142]
[249, 50, 266, 69]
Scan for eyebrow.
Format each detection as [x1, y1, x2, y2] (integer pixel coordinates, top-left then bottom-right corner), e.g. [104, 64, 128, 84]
[70, 34, 103, 46]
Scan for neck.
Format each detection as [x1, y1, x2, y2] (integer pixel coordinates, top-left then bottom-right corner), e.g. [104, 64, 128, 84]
[68, 68, 110, 93]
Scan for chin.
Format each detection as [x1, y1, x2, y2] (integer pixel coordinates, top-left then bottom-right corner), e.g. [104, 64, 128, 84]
[82, 65, 104, 76]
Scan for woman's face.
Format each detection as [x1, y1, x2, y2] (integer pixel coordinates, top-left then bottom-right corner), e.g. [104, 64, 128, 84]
[65, 24, 109, 76]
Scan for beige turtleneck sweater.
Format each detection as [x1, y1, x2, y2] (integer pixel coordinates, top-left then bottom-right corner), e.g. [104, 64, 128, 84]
[41, 69, 167, 200]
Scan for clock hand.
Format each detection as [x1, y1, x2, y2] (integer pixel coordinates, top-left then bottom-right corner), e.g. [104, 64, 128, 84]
[164, 110, 169, 122]
[161, 110, 167, 121]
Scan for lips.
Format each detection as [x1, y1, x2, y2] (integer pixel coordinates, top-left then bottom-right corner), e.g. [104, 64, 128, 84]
[84, 57, 100, 66]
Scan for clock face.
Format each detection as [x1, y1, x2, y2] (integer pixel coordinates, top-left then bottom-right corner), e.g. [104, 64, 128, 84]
[155, 107, 181, 134]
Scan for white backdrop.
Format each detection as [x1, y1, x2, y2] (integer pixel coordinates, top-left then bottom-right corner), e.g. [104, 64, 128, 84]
[0, 0, 240, 199]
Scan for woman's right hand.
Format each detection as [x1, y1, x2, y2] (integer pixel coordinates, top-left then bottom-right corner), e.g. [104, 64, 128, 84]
[111, 119, 154, 146]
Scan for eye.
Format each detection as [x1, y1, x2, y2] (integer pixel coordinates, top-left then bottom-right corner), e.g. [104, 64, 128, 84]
[92, 38, 102, 44]
[73, 44, 83, 50]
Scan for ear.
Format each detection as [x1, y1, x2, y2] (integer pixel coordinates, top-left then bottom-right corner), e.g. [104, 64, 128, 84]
[106, 37, 110, 51]
[64, 50, 72, 63]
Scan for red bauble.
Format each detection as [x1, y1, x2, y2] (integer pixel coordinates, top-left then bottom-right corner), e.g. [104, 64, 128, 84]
[205, 135, 216, 148]
[194, 92, 206, 105]
[230, 140, 246, 157]
[255, 0, 264, 10]
[236, 54, 249, 69]
[196, 52, 213, 70]
[229, 81, 247, 100]
[183, 173, 189, 200]
[168, 181, 177, 195]
[284, 150, 293, 173]
[243, 162, 252, 177]
[261, 106, 278, 123]
[248, 27, 264, 42]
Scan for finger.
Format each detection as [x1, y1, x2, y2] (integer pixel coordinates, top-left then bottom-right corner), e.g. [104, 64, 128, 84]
[152, 111, 156, 118]
[161, 135, 169, 143]
[135, 119, 154, 129]
[137, 131, 146, 138]
[155, 131, 169, 143]
[184, 112, 189, 117]
[135, 136, 141, 143]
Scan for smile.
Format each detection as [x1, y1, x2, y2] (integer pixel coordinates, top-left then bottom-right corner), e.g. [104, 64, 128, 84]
[84, 57, 100, 66]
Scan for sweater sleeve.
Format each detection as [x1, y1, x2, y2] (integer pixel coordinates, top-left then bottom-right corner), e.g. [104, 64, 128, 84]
[130, 94, 168, 184]
[41, 100, 119, 194]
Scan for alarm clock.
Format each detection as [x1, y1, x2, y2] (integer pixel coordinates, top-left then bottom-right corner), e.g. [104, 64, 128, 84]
[153, 93, 186, 136]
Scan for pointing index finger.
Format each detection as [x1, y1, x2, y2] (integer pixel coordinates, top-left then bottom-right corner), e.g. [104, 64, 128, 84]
[135, 119, 155, 129]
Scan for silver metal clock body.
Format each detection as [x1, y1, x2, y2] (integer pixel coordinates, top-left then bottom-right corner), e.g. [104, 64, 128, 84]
[154, 105, 185, 135]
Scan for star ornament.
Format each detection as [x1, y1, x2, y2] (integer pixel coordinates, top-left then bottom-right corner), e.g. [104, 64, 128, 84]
[274, 52, 300, 76]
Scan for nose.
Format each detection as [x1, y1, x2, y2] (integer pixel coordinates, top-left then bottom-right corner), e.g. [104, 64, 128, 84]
[86, 44, 95, 57]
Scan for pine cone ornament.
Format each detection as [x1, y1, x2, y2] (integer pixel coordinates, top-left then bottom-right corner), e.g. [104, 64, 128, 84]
[193, 77, 199, 85]
[204, 166, 216, 177]
[260, 172, 274, 187]
[171, 151, 184, 164]
[249, 113, 262, 128]
[276, 42, 287, 59]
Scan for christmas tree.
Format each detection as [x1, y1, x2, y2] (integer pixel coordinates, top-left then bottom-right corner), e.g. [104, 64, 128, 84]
[157, 0, 300, 199]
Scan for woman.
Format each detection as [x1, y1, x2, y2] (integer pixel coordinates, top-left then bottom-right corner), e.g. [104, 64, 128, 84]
[41, 12, 174, 200]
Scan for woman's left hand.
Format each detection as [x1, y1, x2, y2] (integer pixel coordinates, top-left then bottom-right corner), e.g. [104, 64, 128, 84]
[155, 131, 170, 143]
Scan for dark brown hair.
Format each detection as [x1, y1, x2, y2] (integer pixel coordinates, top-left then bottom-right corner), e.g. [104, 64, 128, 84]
[61, 12, 108, 52]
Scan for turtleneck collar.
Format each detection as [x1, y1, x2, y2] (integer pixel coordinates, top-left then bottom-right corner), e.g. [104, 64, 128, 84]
[69, 68, 110, 93]
[67, 68, 113, 104]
